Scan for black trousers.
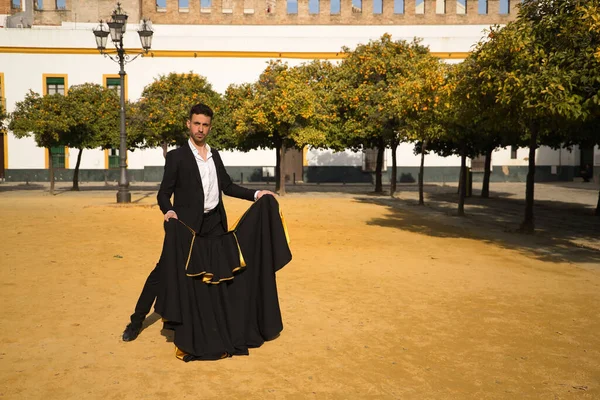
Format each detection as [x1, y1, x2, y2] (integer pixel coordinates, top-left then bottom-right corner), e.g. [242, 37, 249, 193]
[129, 208, 225, 325]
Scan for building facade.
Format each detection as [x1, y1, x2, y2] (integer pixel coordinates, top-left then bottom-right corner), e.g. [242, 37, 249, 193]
[1, 0, 597, 184]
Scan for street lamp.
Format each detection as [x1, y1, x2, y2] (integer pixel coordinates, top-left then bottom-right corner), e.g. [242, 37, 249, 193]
[93, 3, 153, 203]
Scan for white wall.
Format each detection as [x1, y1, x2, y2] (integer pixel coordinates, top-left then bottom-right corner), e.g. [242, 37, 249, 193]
[2, 22, 574, 171]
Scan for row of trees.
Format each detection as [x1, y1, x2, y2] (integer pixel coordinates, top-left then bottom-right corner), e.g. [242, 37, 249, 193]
[6, 0, 600, 230]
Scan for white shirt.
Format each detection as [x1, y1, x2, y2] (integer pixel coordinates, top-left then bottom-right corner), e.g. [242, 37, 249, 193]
[188, 139, 219, 213]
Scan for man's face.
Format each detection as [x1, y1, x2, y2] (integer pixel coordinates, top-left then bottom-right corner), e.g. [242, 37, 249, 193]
[187, 113, 212, 146]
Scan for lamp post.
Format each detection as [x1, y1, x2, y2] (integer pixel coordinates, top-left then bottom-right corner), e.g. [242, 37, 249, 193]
[93, 3, 153, 203]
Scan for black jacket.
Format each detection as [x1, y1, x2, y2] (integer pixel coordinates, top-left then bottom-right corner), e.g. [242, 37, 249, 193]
[157, 144, 256, 233]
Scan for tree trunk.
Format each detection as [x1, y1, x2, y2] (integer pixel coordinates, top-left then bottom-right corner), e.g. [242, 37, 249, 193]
[458, 149, 467, 216]
[418, 140, 427, 205]
[48, 147, 55, 195]
[161, 141, 168, 158]
[595, 188, 599, 216]
[374, 138, 385, 193]
[519, 128, 538, 233]
[72, 148, 83, 191]
[481, 147, 493, 198]
[390, 141, 398, 197]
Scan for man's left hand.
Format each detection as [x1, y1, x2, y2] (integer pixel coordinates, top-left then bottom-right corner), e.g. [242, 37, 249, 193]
[256, 190, 277, 200]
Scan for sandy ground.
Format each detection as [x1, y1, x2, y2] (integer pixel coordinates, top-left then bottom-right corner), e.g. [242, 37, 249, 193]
[1, 188, 599, 399]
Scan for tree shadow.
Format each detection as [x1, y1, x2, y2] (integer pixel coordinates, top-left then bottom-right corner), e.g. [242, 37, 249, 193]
[355, 194, 600, 265]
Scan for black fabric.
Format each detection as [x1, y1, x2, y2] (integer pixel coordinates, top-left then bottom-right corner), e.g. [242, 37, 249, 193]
[154, 195, 292, 361]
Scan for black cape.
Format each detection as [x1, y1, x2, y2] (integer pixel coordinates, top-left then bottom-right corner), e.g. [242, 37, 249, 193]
[154, 195, 292, 361]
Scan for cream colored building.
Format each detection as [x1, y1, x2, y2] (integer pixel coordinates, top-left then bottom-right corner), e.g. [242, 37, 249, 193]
[1, 0, 597, 184]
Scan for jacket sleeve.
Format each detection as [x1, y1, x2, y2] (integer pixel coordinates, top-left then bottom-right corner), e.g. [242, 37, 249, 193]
[157, 150, 178, 214]
[214, 150, 256, 201]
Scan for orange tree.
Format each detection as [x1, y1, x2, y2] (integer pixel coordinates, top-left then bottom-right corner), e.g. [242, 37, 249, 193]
[331, 34, 445, 194]
[227, 60, 328, 195]
[61, 83, 119, 190]
[476, 0, 600, 230]
[9, 91, 70, 194]
[521, 0, 600, 216]
[391, 51, 448, 202]
[129, 72, 224, 157]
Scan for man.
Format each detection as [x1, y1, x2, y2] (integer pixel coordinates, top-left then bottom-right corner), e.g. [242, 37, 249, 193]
[122, 103, 274, 342]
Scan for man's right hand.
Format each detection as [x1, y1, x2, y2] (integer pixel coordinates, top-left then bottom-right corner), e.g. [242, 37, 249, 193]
[164, 210, 178, 221]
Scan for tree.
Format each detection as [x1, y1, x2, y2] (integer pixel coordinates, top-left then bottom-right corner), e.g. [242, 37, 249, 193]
[62, 83, 120, 190]
[518, 0, 600, 216]
[332, 34, 445, 195]
[9, 91, 71, 194]
[474, 15, 589, 232]
[393, 53, 448, 202]
[129, 72, 224, 157]
[229, 60, 327, 195]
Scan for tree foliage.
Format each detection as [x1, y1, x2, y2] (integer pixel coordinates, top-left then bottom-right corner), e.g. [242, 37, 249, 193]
[229, 60, 329, 194]
[333, 33, 446, 194]
[129, 72, 224, 152]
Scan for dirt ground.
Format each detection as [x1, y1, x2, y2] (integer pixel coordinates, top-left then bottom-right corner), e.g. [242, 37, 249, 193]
[1, 187, 599, 399]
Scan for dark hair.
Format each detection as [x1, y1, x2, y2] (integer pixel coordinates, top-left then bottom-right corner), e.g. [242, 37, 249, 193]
[188, 103, 214, 120]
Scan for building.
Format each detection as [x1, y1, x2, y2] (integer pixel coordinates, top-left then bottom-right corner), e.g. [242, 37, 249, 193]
[1, 0, 597, 184]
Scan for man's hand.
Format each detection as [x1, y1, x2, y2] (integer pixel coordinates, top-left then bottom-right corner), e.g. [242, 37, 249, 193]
[164, 210, 178, 221]
[256, 190, 277, 200]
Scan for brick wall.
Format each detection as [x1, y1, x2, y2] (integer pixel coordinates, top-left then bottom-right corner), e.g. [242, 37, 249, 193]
[27, 0, 519, 26]
[33, 0, 140, 25]
[140, 0, 519, 25]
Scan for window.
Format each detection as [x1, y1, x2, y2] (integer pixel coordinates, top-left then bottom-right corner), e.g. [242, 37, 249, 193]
[12, 0, 21, 9]
[510, 145, 517, 159]
[330, 0, 340, 14]
[352, 0, 361, 13]
[179, 0, 189, 11]
[56, 0, 66, 10]
[373, 0, 382, 14]
[108, 148, 119, 169]
[309, 0, 319, 14]
[287, 0, 297, 14]
[478, 0, 487, 14]
[35, 0, 43, 10]
[394, 0, 404, 14]
[200, 0, 211, 9]
[43, 75, 68, 169]
[436, 0, 445, 14]
[499, 0, 509, 14]
[46, 77, 65, 95]
[50, 146, 65, 168]
[456, 0, 466, 14]
[415, 0, 424, 14]
[157, 0, 166, 11]
[103, 75, 127, 169]
[105, 77, 121, 97]
[43, 74, 68, 95]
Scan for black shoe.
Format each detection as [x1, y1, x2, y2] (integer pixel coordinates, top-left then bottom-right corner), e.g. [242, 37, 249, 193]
[122, 322, 142, 342]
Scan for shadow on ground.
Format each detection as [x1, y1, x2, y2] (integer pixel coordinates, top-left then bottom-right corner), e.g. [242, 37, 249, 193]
[356, 191, 600, 265]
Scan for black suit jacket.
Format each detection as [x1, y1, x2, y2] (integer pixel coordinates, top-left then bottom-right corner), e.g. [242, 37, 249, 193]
[157, 144, 256, 233]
